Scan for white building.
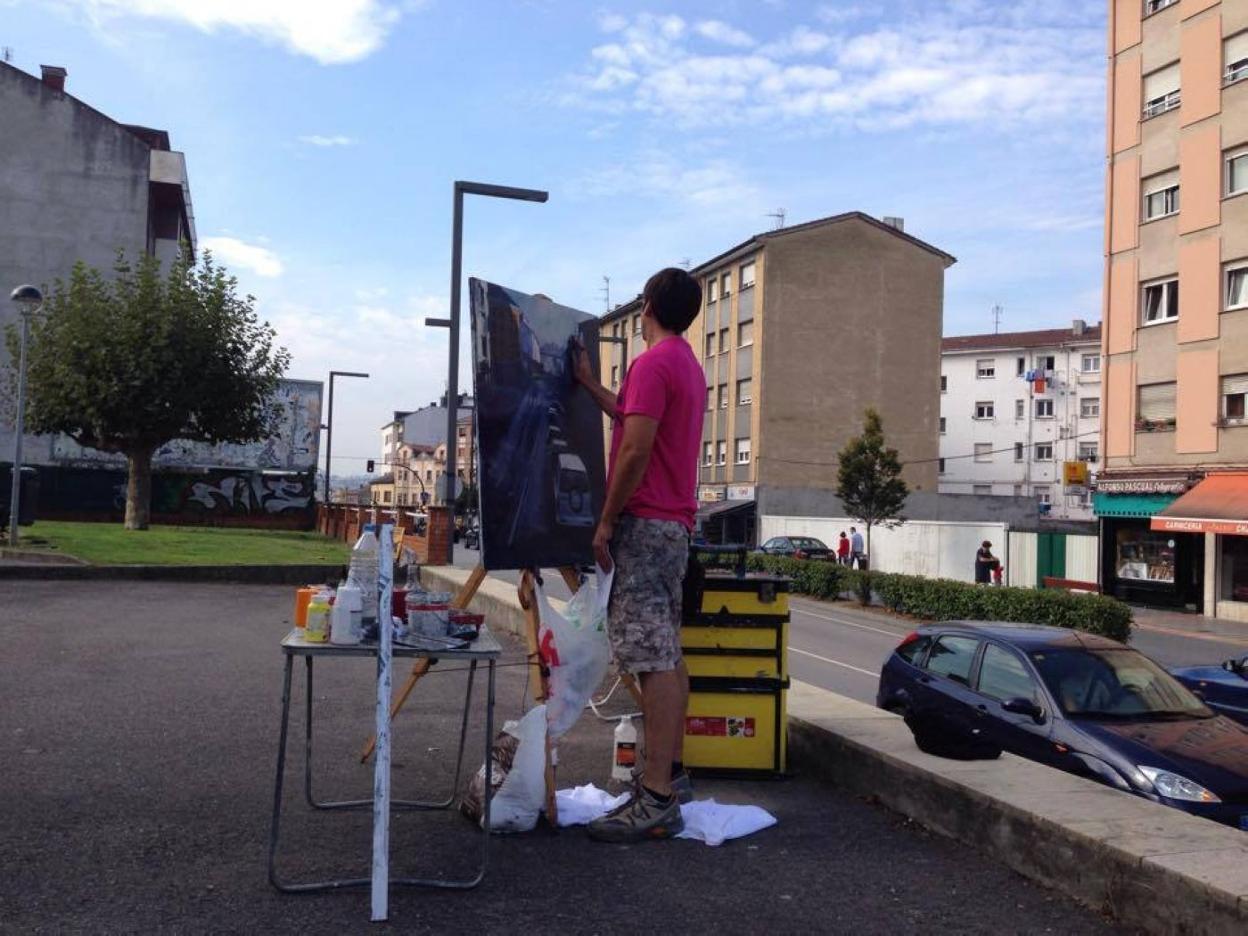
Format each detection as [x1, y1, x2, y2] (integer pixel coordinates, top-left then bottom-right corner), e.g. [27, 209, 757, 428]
[939, 321, 1103, 520]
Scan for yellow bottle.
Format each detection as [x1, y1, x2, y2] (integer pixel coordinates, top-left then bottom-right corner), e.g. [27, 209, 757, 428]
[305, 591, 331, 643]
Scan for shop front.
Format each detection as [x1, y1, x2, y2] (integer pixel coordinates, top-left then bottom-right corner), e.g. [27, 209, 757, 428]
[1093, 476, 1203, 611]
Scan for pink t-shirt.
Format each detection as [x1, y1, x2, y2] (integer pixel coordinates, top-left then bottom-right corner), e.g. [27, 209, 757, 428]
[608, 336, 707, 530]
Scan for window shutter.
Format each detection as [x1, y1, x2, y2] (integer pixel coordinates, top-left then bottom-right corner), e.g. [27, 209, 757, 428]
[1143, 63, 1180, 101]
[1138, 382, 1177, 420]
[1143, 168, 1179, 193]
[1226, 32, 1248, 66]
[1221, 374, 1248, 396]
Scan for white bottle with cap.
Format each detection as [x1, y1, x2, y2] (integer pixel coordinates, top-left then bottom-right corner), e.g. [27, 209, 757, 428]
[331, 581, 362, 645]
[612, 715, 638, 782]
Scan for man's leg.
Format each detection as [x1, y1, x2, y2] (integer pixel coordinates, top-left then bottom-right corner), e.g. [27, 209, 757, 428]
[640, 664, 687, 797]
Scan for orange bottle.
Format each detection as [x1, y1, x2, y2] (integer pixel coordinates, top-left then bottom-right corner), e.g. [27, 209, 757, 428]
[294, 586, 317, 628]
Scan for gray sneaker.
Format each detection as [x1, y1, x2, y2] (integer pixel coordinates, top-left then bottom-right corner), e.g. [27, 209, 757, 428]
[630, 764, 694, 805]
[588, 786, 684, 843]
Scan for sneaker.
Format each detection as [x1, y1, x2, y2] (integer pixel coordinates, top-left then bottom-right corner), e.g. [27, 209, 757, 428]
[588, 787, 684, 843]
[629, 764, 694, 805]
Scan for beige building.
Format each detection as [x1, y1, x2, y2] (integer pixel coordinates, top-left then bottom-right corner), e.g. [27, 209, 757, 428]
[1099, 0, 1248, 618]
[599, 212, 954, 517]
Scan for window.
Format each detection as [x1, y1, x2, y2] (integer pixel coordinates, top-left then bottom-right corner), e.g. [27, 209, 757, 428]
[705, 334, 715, 358]
[703, 442, 713, 466]
[1081, 396, 1100, 418]
[721, 271, 731, 296]
[1142, 63, 1180, 118]
[612, 322, 620, 339]
[923, 635, 980, 685]
[897, 635, 932, 665]
[717, 384, 728, 409]
[1013, 484, 1023, 496]
[938, 458, 947, 474]
[1014, 442, 1024, 461]
[707, 279, 718, 303]
[1079, 441, 1099, 463]
[1226, 263, 1248, 311]
[706, 386, 714, 411]
[1228, 148, 1248, 196]
[1081, 352, 1101, 374]
[976, 359, 996, 379]
[1220, 536, 1248, 602]
[974, 401, 994, 419]
[1225, 32, 1248, 85]
[974, 443, 993, 462]
[610, 365, 619, 388]
[632, 315, 641, 335]
[1115, 528, 1175, 583]
[737, 378, 753, 405]
[738, 320, 754, 346]
[1144, 0, 1177, 13]
[1137, 382, 1177, 429]
[940, 375, 948, 392]
[735, 438, 751, 464]
[1015, 399, 1025, 419]
[382, 489, 392, 504]
[939, 416, 946, 434]
[1142, 278, 1179, 324]
[1035, 354, 1055, 371]
[719, 328, 730, 353]
[1142, 171, 1180, 220]
[740, 261, 756, 289]
[1035, 399, 1054, 418]
[973, 484, 992, 496]
[716, 441, 727, 466]
[1035, 486, 1052, 505]
[1034, 443, 1053, 461]
[1016, 357, 1026, 376]
[1222, 374, 1248, 423]
[978, 644, 1039, 703]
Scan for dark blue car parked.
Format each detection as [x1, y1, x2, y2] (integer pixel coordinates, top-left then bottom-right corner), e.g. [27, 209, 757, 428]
[1171, 653, 1248, 725]
[877, 622, 1248, 829]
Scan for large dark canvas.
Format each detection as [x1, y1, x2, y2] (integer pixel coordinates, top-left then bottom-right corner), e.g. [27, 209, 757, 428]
[468, 278, 605, 570]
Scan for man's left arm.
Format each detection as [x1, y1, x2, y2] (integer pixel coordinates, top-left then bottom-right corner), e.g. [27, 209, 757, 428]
[593, 414, 659, 571]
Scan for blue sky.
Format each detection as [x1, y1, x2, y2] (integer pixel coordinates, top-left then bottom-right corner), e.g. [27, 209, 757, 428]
[2, 0, 1107, 479]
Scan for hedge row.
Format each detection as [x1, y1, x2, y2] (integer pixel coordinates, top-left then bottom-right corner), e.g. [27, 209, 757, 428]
[745, 554, 1133, 643]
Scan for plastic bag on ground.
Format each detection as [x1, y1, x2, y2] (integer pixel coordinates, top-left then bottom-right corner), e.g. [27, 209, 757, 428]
[461, 704, 547, 833]
[535, 566, 612, 740]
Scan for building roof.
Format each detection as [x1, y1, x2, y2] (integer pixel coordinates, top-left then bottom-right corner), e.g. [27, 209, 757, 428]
[941, 323, 1102, 354]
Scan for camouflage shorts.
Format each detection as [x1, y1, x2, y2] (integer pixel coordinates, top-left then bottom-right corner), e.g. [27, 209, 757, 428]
[607, 514, 689, 675]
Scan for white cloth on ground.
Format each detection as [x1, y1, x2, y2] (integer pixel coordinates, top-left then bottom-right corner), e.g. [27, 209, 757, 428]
[555, 784, 630, 826]
[554, 784, 776, 846]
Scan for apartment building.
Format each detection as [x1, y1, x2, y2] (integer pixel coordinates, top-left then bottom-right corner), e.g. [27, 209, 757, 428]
[0, 61, 195, 467]
[599, 212, 955, 513]
[1100, 0, 1248, 617]
[385, 411, 475, 508]
[939, 322, 1103, 520]
[378, 394, 472, 478]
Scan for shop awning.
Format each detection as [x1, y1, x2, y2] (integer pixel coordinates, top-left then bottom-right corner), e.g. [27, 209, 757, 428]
[695, 499, 755, 522]
[1150, 474, 1248, 535]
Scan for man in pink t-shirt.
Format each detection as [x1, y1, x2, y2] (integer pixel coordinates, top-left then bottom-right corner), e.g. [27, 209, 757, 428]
[573, 267, 705, 843]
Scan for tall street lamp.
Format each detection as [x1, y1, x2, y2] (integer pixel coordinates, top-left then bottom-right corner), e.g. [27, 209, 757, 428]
[426, 180, 547, 563]
[323, 370, 369, 504]
[8, 284, 43, 546]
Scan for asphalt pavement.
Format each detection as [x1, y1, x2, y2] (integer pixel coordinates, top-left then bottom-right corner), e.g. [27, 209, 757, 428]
[0, 579, 1118, 934]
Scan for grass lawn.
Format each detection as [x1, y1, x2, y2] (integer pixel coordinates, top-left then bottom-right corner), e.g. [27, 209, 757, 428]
[18, 522, 350, 566]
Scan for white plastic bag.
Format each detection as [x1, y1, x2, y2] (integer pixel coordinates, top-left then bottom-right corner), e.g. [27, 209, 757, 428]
[462, 703, 548, 833]
[535, 565, 612, 740]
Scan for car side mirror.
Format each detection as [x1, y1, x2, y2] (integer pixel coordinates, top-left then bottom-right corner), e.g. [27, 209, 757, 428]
[1002, 697, 1044, 723]
[1225, 657, 1247, 675]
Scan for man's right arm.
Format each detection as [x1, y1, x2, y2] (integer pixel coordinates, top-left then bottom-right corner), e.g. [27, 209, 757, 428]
[573, 341, 617, 419]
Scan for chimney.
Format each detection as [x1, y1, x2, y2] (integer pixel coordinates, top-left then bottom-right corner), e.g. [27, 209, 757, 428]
[1072, 318, 1086, 336]
[882, 216, 905, 232]
[40, 65, 67, 93]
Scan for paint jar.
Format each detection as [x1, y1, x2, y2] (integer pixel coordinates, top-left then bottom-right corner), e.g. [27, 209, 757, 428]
[294, 586, 317, 628]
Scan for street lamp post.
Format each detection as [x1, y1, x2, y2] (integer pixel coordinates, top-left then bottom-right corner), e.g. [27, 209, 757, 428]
[7, 285, 42, 546]
[324, 370, 369, 504]
[427, 180, 547, 563]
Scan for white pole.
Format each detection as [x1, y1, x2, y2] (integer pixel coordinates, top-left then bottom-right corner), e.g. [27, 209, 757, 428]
[371, 522, 395, 921]
[7, 311, 30, 546]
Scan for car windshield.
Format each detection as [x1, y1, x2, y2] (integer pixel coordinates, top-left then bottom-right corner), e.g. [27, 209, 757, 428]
[789, 538, 827, 549]
[1030, 648, 1212, 719]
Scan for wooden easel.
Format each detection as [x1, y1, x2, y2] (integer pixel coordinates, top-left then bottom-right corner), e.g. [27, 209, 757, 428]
[358, 562, 579, 827]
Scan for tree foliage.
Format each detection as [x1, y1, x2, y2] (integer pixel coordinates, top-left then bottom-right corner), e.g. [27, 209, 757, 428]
[835, 408, 909, 559]
[4, 250, 289, 529]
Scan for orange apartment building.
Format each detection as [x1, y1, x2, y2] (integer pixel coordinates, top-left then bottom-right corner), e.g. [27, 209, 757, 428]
[1099, 0, 1248, 618]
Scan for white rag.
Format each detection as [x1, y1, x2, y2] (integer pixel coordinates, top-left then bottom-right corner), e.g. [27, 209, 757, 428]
[554, 784, 777, 846]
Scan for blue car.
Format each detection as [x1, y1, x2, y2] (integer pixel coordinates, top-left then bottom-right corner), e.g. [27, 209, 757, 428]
[1171, 653, 1248, 725]
[877, 622, 1248, 829]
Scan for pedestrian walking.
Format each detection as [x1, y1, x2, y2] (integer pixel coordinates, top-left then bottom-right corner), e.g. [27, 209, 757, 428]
[573, 267, 705, 843]
[849, 526, 865, 569]
[975, 540, 998, 585]
[836, 531, 850, 566]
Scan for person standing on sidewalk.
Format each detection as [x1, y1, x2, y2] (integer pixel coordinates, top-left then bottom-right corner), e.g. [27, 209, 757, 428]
[572, 267, 705, 843]
[849, 527, 865, 569]
[975, 540, 998, 585]
[836, 531, 851, 566]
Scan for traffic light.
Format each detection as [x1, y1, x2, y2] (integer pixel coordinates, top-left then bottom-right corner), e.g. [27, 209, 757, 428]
[366, 459, 375, 473]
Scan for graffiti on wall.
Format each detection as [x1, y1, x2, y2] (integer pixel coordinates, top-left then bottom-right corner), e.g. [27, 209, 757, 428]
[50, 378, 323, 471]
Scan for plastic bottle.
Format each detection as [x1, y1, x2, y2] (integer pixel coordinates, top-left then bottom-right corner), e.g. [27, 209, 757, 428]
[612, 715, 638, 782]
[305, 589, 332, 643]
[332, 581, 362, 645]
[350, 525, 380, 628]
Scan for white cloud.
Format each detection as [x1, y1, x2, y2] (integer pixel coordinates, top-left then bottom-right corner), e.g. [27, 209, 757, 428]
[201, 236, 285, 278]
[72, 0, 403, 64]
[298, 134, 358, 147]
[695, 20, 754, 48]
[570, 152, 760, 209]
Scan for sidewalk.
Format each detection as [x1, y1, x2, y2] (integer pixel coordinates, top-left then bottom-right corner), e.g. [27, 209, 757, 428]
[1131, 606, 1248, 646]
[0, 579, 1115, 934]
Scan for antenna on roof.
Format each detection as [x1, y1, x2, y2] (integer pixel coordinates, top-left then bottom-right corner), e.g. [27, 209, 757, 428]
[679, 258, 691, 270]
[766, 208, 786, 230]
[1, 47, 12, 63]
[992, 303, 1003, 334]
[600, 275, 610, 314]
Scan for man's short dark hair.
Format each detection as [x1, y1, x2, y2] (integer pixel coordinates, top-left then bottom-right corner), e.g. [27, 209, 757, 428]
[643, 267, 702, 334]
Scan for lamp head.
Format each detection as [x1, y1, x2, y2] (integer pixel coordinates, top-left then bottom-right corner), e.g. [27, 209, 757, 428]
[10, 285, 43, 311]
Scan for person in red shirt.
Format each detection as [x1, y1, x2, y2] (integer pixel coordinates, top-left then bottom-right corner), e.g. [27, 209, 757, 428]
[837, 531, 851, 565]
[573, 267, 705, 843]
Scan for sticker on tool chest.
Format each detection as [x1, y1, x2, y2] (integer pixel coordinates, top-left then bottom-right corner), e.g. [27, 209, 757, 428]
[686, 716, 755, 738]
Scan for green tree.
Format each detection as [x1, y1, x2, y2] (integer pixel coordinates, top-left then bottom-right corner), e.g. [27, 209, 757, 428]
[836, 408, 909, 563]
[4, 251, 289, 530]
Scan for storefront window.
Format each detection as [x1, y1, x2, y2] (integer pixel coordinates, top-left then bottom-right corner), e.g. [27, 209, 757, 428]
[1115, 529, 1175, 584]
[1220, 537, 1248, 602]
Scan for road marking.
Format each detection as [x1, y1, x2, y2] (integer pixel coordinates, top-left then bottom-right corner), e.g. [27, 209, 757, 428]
[789, 645, 880, 678]
[788, 603, 905, 638]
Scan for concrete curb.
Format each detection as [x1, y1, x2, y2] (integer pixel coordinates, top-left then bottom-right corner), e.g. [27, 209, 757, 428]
[425, 564, 1248, 935]
[0, 562, 346, 584]
[0, 548, 88, 565]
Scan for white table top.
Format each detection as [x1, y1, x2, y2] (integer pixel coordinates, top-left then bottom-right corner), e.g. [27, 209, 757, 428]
[281, 626, 504, 660]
